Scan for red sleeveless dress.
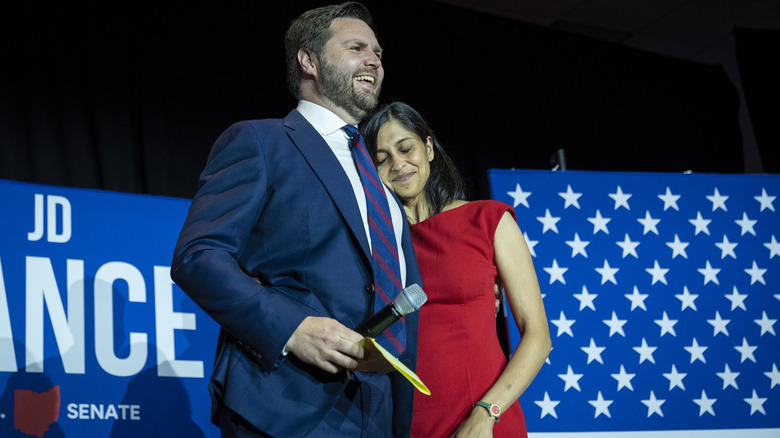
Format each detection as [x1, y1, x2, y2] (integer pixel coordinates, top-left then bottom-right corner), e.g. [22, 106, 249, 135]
[410, 200, 528, 437]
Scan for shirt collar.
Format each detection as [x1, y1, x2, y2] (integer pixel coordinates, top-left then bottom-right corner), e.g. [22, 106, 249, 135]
[297, 100, 352, 138]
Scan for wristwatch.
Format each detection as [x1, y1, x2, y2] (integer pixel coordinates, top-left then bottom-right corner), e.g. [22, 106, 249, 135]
[473, 401, 501, 423]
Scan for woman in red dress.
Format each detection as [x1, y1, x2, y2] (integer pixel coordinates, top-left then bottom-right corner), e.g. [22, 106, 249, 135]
[363, 102, 551, 437]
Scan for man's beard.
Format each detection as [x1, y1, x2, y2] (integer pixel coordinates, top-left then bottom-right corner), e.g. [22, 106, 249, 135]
[318, 57, 380, 122]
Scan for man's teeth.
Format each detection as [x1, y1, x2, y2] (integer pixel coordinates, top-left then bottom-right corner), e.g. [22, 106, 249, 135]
[354, 75, 375, 84]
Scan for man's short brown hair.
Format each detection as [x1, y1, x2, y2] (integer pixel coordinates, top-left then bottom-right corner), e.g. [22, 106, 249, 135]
[284, 2, 374, 99]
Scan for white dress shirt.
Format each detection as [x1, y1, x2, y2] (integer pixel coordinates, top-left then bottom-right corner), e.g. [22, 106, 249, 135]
[297, 100, 407, 285]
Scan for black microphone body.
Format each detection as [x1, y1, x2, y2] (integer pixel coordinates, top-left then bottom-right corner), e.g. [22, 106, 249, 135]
[355, 283, 427, 338]
[356, 304, 401, 338]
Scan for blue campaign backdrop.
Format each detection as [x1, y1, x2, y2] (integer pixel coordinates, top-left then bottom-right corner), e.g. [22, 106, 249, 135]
[0, 179, 220, 437]
[2, 170, 777, 437]
[488, 170, 779, 436]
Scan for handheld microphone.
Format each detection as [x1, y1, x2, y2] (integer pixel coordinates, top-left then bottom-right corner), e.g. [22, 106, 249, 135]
[356, 284, 427, 338]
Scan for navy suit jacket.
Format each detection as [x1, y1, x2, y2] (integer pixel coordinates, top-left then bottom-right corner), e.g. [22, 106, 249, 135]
[171, 109, 422, 437]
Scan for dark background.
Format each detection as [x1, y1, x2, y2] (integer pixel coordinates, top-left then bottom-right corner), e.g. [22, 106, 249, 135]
[1, 0, 777, 201]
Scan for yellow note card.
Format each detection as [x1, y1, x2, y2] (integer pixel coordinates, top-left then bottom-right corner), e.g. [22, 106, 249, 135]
[357, 338, 430, 395]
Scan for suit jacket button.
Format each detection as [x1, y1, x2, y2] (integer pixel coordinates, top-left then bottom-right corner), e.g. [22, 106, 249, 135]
[365, 283, 375, 294]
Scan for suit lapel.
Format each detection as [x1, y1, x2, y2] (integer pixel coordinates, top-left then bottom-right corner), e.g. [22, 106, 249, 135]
[283, 110, 372, 264]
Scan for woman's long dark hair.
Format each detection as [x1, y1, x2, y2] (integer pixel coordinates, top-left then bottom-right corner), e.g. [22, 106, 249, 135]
[362, 102, 467, 216]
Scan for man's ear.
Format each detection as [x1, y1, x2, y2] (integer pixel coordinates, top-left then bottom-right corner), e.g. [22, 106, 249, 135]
[298, 48, 318, 77]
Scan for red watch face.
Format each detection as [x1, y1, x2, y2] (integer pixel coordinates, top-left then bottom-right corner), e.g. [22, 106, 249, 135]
[490, 405, 501, 416]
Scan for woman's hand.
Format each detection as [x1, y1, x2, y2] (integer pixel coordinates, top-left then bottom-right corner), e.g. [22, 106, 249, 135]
[450, 406, 495, 438]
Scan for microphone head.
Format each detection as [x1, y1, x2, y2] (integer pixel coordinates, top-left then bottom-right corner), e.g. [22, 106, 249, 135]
[393, 284, 427, 316]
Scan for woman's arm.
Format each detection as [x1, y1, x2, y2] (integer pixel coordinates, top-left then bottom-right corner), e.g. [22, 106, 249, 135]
[452, 211, 551, 437]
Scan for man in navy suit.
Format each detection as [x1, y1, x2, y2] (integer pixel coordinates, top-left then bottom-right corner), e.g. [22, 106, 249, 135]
[171, 2, 422, 437]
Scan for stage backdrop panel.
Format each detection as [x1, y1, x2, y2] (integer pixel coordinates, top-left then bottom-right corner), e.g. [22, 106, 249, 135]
[489, 169, 779, 437]
[0, 179, 220, 437]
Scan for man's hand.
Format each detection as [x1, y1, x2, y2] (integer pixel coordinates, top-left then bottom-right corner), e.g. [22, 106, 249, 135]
[354, 339, 396, 374]
[494, 278, 502, 316]
[285, 316, 366, 374]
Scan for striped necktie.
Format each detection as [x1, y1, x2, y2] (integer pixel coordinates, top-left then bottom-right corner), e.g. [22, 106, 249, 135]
[343, 124, 406, 356]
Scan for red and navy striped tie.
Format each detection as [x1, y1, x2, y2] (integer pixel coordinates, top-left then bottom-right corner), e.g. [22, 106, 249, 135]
[343, 124, 406, 356]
